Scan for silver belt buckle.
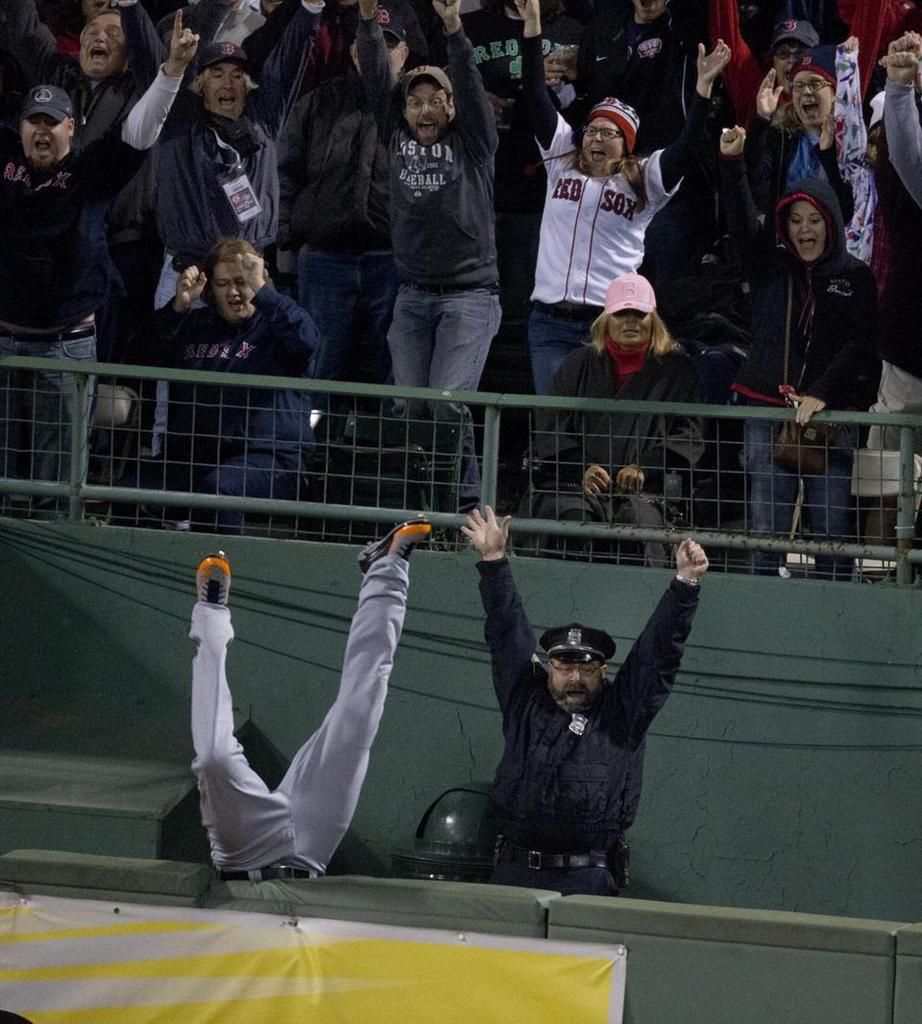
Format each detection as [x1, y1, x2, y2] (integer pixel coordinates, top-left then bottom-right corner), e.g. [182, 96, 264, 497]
[527, 849, 542, 870]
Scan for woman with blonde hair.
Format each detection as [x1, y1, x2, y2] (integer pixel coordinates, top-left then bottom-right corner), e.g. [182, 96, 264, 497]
[524, 273, 704, 565]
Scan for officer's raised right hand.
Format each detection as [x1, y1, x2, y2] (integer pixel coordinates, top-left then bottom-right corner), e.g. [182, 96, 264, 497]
[462, 505, 511, 561]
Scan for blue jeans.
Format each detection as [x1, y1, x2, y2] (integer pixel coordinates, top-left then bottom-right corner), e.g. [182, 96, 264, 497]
[388, 284, 501, 512]
[0, 328, 96, 508]
[297, 250, 399, 409]
[743, 418, 857, 579]
[528, 308, 591, 396]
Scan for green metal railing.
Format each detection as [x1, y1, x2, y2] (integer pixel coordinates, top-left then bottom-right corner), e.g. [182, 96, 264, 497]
[1, 356, 921, 582]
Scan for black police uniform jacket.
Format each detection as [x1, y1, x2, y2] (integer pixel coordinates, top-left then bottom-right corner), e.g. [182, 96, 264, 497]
[477, 557, 699, 852]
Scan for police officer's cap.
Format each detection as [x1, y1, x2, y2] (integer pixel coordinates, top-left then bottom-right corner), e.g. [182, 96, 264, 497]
[540, 623, 616, 663]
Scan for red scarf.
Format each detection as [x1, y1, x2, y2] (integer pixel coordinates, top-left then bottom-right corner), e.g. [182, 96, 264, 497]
[604, 335, 650, 392]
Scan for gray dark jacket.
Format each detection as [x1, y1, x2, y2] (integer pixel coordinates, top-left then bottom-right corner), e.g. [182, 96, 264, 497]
[356, 17, 498, 288]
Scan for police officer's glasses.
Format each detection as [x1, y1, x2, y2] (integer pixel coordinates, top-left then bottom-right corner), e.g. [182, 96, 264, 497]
[549, 658, 602, 677]
[583, 126, 623, 140]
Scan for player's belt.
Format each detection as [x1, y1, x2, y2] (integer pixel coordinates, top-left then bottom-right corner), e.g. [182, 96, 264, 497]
[497, 841, 609, 870]
[532, 300, 603, 321]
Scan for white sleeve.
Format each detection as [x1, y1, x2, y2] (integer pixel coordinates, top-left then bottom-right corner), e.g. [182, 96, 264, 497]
[120, 68, 183, 150]
[537, 112, 576, 174]
[641, 150, 680, 211]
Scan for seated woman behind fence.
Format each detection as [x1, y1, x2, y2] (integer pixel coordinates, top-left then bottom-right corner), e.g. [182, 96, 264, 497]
[524, 272, 703, 567]
[721, 125, 878, 580]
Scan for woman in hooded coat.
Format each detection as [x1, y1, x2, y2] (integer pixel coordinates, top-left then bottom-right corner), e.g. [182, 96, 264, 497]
[720, 123, 878, 580]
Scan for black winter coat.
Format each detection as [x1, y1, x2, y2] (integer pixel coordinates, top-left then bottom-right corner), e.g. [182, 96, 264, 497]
[278, 69, 392, 253]
[536, 343, 704, 495]
[723, 160, 878, 408]
[746, 114, 855, 225]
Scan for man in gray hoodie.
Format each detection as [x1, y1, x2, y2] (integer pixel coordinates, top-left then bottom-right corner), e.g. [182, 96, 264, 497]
[356, 0, 501, 512]
[876, 32, 922, 457]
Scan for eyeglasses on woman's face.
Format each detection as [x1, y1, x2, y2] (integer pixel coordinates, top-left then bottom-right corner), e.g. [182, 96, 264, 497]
[583, 125, 623, 140]
[791, 77, 832, 94]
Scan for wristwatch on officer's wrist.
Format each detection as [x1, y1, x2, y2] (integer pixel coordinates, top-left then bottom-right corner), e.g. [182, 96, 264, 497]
[675, 573, 700, 586]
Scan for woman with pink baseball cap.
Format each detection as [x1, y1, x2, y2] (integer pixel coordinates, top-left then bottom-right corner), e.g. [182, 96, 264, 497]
[524, 272, 703, 565]
[514, 0, 730, 394]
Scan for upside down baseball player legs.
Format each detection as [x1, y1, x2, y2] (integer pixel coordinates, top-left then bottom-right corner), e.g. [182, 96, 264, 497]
[277, 556, 409, 872]
[190, 555, 411, 875]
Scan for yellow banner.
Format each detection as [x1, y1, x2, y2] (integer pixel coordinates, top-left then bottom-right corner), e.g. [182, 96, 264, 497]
[0, 891, 625, 1023]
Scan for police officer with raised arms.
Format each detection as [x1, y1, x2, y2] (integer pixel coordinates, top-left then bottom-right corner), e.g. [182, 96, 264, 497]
[462, 505, 708, 896]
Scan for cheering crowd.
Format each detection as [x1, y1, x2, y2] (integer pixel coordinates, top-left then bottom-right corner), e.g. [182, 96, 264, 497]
[2, 0, 922, 573]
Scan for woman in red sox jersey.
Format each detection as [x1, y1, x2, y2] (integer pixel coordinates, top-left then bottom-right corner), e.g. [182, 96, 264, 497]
[516, 0, 729, 394]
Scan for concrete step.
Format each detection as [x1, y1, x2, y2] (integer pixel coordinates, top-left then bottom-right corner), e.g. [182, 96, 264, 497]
[0, 750, 204, 861]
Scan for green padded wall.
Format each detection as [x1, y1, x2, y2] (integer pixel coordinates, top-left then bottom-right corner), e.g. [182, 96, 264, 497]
[2, 519, 922, 921]
[547, 896, 901, 1024]
[894, 923, 922, 1024]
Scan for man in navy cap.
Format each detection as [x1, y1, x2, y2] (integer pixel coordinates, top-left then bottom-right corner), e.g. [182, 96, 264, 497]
[462, 505, 708, 895]
[0, 17, 200, 509]
[769, 18, 819, 94]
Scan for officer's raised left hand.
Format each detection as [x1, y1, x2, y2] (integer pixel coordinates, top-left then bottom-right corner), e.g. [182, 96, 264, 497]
[676, 538, 708, 580]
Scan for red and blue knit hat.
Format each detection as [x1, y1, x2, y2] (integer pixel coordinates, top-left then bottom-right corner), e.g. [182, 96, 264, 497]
[587, 97, 640, 154]
[791, 45, 837, 88]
